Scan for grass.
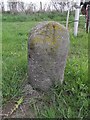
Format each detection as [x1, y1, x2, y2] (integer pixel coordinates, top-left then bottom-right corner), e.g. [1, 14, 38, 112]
[2, 11, 75, 23]
[2, 21, 38, 103]
[0, 14, 2, 107]
[35, 32, 88, 118]
[2, 12, 89, 118]
[29, 29, 89, 118]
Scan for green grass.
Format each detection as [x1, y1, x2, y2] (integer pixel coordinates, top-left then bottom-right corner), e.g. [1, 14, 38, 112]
[29, 29, 89, 118]
[2, 11, 75, 23]
[2, 12, 89, 118]
[2, 21, 38, 103]
[0, 14, 2, 107]
[35, 32, 88, 118]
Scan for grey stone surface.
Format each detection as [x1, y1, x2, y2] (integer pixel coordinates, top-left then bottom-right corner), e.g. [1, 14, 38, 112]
[28, 21, 70, 91]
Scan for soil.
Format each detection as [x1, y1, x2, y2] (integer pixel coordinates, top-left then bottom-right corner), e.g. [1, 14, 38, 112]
[1, 84, 45, 119]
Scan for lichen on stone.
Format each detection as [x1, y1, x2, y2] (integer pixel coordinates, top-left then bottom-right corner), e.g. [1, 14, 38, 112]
[28, 21, 70, 91]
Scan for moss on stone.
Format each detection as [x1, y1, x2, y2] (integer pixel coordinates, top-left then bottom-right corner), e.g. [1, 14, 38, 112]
[30, 22, 65, 51]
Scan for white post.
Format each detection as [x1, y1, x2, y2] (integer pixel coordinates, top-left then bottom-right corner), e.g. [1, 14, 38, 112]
[66, 9, 70, 29]
[74, 0, 81, 36]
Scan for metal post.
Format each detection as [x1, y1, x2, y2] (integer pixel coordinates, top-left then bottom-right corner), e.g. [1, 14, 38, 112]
[74, 0, 81, 36]
[66, 9, 70, 29]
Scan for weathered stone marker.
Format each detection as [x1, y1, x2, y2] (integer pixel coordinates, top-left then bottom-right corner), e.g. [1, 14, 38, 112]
[28, 21, 70, 91]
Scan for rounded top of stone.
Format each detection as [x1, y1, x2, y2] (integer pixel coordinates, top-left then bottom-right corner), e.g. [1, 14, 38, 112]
[29, 21, 68, 35]
[28, 21, 69, 53]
